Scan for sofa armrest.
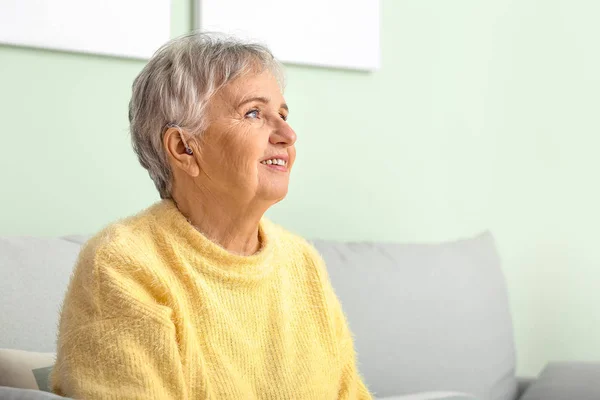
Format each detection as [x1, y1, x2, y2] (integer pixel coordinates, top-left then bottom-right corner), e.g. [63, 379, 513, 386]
[518, 362, 600, 400]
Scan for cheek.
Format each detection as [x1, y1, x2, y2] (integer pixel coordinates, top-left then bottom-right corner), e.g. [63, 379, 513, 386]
[202, 121, 268, 178]
[288, 146, 297, 169]
[203, 126, 246, 164]
[222, 139, 263, 177]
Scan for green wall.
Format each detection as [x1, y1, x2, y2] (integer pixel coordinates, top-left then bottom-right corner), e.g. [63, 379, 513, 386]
[1, 0, 599, 377]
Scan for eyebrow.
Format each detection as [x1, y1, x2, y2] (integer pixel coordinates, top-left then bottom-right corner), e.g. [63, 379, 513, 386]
[237, 96, 289, 112]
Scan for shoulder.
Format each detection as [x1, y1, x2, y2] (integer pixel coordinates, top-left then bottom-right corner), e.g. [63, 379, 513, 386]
[264, 221, 345, 321]
[66, 203, 173, 319]
[72, 202, 168, 294]
[263, 219, 323, 259]
[79, 201, 167, 268]
[263, 219, 330, 279]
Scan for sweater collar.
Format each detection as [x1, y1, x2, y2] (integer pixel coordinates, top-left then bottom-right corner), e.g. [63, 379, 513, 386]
[150, 200, 276, 282]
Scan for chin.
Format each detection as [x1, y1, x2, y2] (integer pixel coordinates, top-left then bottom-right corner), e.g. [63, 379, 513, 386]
[260, 187, 289, 204]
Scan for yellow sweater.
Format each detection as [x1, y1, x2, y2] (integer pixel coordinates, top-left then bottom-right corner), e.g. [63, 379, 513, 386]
[51, 200, 372, 399]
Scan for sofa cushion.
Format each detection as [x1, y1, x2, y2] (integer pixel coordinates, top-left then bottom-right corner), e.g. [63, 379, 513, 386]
[313, 232, 516, 400]
[0, 237, 82, 352]
[0, 386, 68, 400]
[0, 349, 54, 391]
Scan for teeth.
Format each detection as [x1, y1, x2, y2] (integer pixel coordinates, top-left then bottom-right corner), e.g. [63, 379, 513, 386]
[261, 158, 287, 166]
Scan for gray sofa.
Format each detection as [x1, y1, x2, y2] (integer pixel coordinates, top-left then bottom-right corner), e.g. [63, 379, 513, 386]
[1, 232, 599, 399]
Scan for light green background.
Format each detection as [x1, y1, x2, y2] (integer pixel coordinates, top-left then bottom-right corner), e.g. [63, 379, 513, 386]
[1, 0, 598, 377]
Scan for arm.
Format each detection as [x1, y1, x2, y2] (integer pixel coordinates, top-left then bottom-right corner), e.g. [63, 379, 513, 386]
[309, 246, 372, 400]
[330, 288, 372, 400]
[51, 244, 186, 400]
[336, 325, 372, 399]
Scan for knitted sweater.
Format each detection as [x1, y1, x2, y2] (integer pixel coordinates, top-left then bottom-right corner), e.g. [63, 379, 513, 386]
[51, 200, 372, 399]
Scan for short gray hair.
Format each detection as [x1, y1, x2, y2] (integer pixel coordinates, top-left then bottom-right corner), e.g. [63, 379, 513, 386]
[129, 32, 284, 199]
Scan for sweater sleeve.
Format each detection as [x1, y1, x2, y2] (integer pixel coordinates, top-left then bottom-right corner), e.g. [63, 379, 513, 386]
[307, 245, 373, 400]
[51, 243, 187, 400]
[335, 315, 372, 400]
[330, 287, 373, 400]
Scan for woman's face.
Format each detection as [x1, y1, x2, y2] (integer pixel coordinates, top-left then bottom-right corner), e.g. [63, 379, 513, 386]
[195, 70, 296, 205]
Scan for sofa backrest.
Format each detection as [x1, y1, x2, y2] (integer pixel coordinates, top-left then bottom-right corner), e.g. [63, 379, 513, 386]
[312, 232, 517, 400]
[0, 236, 84, 352]
[0, 232, 516, 400]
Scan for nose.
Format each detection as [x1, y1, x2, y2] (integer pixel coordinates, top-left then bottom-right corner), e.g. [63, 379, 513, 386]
[270, 119, 297, 147]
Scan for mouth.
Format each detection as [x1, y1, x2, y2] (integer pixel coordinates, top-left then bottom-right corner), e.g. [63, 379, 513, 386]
[260, 157, 288, 172]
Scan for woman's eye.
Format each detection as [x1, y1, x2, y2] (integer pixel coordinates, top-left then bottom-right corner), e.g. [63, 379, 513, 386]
[245, 109, 260, 119]
[280, 113, 288, 121]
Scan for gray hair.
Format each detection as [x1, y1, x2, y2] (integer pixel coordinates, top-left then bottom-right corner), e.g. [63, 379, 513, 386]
[128, 32, 284, 199]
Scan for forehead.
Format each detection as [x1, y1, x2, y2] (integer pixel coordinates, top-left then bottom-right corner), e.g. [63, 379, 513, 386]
[219, 71, 283, 103]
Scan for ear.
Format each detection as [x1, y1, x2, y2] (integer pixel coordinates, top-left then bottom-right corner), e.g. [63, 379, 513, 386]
[163, 127, 200, 177]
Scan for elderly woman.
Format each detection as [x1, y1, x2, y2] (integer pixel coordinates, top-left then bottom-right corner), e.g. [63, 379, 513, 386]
[51, 33, 371, 400]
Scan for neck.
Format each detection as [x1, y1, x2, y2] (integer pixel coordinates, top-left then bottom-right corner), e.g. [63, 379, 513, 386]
[172, 188, 266, 256]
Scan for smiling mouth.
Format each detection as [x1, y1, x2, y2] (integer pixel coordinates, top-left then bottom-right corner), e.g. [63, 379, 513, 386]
[260, 158, 287, 167]
[260, 158, 288, 171]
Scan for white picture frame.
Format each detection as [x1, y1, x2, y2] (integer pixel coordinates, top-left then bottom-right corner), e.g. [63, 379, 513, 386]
[0, 0, 171, 59]
[196, 0, 380, 71]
